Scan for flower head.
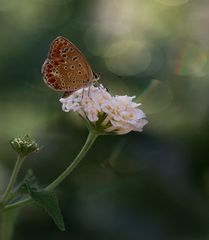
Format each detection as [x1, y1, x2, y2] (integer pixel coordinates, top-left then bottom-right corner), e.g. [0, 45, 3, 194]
[60, 85, 148, 135]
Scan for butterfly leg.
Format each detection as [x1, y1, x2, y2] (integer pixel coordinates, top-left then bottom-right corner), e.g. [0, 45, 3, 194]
[81, 87, 85, 99]
[94, 81, 100, 88]
[104, 85, 109, 92]
[88, 84, 92, 97]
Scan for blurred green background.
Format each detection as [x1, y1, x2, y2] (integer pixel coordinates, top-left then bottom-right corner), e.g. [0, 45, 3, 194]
[1, 0, 209, 239]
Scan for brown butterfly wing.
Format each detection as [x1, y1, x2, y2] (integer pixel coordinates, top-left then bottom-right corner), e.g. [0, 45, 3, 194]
[42, 36, 94, 92]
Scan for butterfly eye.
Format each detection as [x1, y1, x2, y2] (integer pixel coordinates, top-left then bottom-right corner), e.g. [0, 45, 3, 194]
[93, 72, 100, 80]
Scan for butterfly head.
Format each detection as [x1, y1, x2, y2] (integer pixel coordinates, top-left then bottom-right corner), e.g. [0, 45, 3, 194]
[92, 72, 100, 83]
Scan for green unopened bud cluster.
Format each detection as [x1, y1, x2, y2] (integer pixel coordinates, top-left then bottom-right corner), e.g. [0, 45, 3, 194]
[10, 135, 39, 156]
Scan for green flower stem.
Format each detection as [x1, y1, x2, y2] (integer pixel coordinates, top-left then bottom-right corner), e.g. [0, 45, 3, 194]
[1, 131, 98, 212]
[2, 155, 25, 205]
[46, 131, 98, 191]
[0, 209, 20, 240]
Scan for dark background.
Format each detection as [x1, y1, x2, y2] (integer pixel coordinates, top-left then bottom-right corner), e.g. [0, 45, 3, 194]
[1, 0, 209, 239]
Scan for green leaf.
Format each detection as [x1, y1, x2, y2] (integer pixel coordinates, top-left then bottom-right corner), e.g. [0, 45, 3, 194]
[15, 169, 39, 195]
[12, 170, 65, 231]
[27, 185, 65, 231]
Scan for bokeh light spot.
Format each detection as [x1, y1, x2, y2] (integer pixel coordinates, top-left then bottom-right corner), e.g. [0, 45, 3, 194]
[138, 79, 173, 114]
[84, 26, 117, 57]
[104, 39, 151, 76]
[155, 0, 189, 6]
[175, 43, 208, 77]
[4, 0, 72, 31]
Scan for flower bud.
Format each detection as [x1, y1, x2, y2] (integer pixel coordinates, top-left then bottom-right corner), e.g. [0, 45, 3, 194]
[10, 135, 39, 156]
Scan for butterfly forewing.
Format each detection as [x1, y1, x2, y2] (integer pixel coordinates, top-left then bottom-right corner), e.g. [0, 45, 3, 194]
[42, 36, 97, 93]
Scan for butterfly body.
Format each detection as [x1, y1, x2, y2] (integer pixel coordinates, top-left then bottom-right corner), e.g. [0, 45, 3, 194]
[42, 36, 100, 97]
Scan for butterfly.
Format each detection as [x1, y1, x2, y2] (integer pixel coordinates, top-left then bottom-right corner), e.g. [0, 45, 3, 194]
[42, 36, 100, 97]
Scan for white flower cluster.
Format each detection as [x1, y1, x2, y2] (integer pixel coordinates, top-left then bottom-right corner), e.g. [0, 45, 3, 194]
[60, 85, 148, 135]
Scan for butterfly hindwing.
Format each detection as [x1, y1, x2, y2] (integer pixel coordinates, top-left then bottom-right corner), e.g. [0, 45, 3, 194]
[42, 36, 99, 95]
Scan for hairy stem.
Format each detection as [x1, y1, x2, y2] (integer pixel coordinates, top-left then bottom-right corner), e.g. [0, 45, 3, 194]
[1, 131, 98, 212]
[46, 131, 98, 190]
[0, 209, 20, 240]
[2, 155, 25, 205]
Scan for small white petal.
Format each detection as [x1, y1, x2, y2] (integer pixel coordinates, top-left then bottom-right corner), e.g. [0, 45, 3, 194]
[116, 128, 132, 135]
